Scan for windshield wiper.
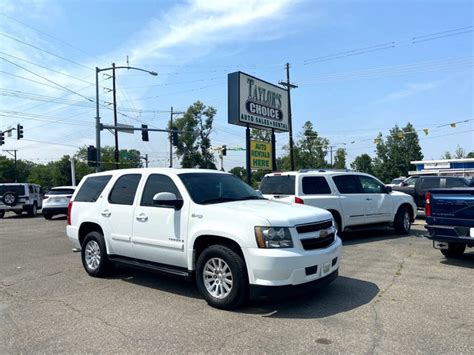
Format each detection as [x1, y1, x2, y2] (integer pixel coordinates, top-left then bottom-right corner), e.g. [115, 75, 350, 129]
[200, 197, 237, 205]
[233, 196, 266, 201]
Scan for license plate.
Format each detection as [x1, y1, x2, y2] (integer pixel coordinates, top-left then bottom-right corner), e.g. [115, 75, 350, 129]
[322, 262, 331, 275]
[470, 228, 474, 237]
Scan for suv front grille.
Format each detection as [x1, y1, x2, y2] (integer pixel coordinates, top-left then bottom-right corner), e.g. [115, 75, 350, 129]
[301, 233, 335, 250]
[296, 220, 332, 234]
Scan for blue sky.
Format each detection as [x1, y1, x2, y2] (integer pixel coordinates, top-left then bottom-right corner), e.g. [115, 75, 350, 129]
[0, 0, 472, 169]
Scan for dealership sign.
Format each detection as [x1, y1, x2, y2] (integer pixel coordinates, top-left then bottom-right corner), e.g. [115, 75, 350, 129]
[250, 140, 272, 170]
[228, 72, 289, 132]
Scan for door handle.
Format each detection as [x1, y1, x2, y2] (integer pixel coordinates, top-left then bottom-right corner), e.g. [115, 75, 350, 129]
[101, 210, 111, 217]
[136, 213, 148, 222]
[366, 198, 372, 201]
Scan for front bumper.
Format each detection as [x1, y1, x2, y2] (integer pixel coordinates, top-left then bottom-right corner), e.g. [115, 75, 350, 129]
[243, 237, 342, 287]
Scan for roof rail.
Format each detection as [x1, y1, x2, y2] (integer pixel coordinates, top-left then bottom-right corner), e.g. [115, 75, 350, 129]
[298, 168, 352, 173]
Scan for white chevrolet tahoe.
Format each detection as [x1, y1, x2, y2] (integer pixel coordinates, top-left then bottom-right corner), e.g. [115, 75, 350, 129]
[260, 170, 417, 235]
[66, 169, 341, 309]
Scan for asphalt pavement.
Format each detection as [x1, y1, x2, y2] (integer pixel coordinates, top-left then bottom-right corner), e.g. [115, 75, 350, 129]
[1, 213, 473, 353]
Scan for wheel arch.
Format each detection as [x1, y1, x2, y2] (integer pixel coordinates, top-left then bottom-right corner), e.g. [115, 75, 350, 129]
[396, 203, 415, 222]
[78, 222, 104, 247]
[192, 234, 245, 270]
[327, 209, 343, 231]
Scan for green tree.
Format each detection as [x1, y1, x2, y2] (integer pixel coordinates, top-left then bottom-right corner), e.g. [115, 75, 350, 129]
[76, 146, 142, 171]
[373, 123, 423, 182]
[297, 121, 329, 169]
[467, 151, 474, 158]
[229, 166, 246, 180]
[171, 101, 217, 169]
[251, 128, 271, 142]
[333, 148, 347, 169]
[441, 151, 452, 159]
[351, 154, 374, 175]
[454, 145, 466, 159]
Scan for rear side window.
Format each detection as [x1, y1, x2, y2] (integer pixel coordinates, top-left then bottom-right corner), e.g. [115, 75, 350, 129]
[74, 175, 112, 202]
[260, 176, 295, 195]
[28, 185, 34, 193]
[333, 175, 363, 194]
[109, 174, 142, 205]
[420, 178, 440, 190]
[302, 177, 331, 194]
[141, 174, 182, 206]
[446, 178, 468, 188]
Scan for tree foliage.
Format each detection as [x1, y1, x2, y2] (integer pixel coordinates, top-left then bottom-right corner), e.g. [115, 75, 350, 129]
[373, 123, 423, 182]
[351, 154, 374, 175]
[333, 148, 347, 169]
[171, 101, 217, 169]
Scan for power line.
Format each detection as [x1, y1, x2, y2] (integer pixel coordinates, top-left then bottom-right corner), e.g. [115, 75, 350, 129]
[0, 31, 93, 71]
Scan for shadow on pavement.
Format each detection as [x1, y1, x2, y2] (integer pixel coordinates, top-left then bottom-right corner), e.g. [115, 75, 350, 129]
[440, 251, 474, 269]
[239, 276, 379, 319]
[340, 227, 424, 245]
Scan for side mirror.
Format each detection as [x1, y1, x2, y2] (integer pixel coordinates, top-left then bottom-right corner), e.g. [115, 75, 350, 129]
[385, 185, 392, 194]
[152, 192, 183, 210]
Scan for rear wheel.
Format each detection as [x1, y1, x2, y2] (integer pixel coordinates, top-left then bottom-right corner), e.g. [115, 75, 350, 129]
[44, 213, 53, 220]
[441, 243, 466, 258]
[0, 210, 4, 218]
[27, 204, 38, 217]
[81, 231, 112, 277]
[196, 245, 248, 310]
[394, 206, 411, 234]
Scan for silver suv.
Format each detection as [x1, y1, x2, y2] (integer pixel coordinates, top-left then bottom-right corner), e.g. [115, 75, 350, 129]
[0, 183, 42, 218]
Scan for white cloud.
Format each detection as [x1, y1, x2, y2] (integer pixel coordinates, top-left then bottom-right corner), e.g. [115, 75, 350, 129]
[378, 82, 439, 103]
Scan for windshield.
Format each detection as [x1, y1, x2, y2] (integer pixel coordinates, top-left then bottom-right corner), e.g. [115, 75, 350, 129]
[47, 188, 75, 196]
[391, 178, 404, 185]
[260, 175, 295, 195]
[0, 185, 26, 196]
[179, 173, 263, 205]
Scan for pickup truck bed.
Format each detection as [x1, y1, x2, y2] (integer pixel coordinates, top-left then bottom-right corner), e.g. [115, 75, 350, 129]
[425, 188, 474, 258]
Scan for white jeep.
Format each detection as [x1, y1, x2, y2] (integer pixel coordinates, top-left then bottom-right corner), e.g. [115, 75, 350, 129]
[0, 183, 42, 218]
[260, 170, 417, 235]
[66, 168, 341, 309]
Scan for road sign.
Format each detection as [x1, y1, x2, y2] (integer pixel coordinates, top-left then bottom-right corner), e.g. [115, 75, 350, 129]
[116, 123, 134, 134]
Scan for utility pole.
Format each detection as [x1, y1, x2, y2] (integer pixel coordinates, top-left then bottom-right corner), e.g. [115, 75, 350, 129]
[169, 107, 185, 168]
[70, 155, 76, 186]
[329, 145, 335, 168]
[95, 67, 101, 172]
[4, 150, 18, 182]
[279, 63, 298, 171]
[112, 63, 119, 169]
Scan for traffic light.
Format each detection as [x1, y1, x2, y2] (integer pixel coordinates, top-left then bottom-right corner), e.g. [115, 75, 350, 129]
[0, 132, 4, 146]
[87, 145, 97, 167]
[17, 124, 23, 140]
[172, 127, 179, 146]
[222, 145, 227, 156]
[141, 124, 149, 142]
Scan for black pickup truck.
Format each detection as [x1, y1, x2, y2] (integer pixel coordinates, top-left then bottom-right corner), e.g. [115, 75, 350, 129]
[425, 188, 474, 258]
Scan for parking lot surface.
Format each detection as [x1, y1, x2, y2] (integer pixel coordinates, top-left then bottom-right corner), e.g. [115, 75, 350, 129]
[1, 213, 473, 354]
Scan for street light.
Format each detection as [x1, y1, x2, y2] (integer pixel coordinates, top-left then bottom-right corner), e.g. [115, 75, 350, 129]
[95, 64, 157, 171]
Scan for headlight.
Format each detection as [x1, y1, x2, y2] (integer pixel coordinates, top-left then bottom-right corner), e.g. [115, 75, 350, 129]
[254, 226, 293, 248]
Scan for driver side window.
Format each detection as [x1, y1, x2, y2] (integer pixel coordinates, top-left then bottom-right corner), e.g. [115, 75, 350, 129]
[141, 174, 182, 207]
[359, 176, 385, 193]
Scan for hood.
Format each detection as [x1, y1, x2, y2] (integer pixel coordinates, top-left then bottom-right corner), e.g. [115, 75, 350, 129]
[200, 199, 333, 227]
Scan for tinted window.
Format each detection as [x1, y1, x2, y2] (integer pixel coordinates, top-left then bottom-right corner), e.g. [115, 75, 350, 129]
[28, 185, 34, 193]
[333, 175, 363, 194]
[141, 174, 182, 207]
[359, 175, 385, 193]
[0, 185, 26, 196]
[404, 177, 417, 187]
[420, 178, 440, 190]
[446, 178, 468, 188]
[179, 173, 261, 205]
[260, 176, 295, 195]
[302, 177, 331, 194]
[48, 188, 75, 195]
[109, 174, 141, 205]
[74, 175, 112, 202]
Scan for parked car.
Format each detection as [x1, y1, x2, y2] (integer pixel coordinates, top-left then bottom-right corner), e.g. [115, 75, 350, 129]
[42, 186, 76, 220]
[260, 170, 417, 234]
[387, 177, 406, 187]
[66, 169, 341, 310]
[392, 175, 471, 209]
[0, 183, 42, 218]
[425, 188, 474, 258]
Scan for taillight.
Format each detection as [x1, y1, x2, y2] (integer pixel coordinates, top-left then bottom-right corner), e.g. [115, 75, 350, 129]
[425, 192, 431, 217]
[295, 197, 304, 204]
[67, 201, 73, 225]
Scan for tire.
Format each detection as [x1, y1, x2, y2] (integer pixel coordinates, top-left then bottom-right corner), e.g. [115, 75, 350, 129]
[81, 231, 112, 277]
[329, 211, 343, 236]
[394, 206, 411, 234]
[2, 192, 18, 206]
[44, 213, 53, 220]
[0, 210, 4, 218]
[14, 211, 22, 215]
[440, 243, 466, 258]
[196, 245, 248, 310]
[27, 204, 38, 217]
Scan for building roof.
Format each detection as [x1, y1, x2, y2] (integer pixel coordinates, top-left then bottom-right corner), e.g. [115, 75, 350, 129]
[411, 158, 474, 165]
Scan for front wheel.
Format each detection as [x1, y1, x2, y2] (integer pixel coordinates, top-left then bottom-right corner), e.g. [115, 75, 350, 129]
[441, 243, 466, 258]
[196, 245, 248, 310]
[27, 204, 38, 217]
[394, 206, 411, 234]
[81, 231, 112, 277]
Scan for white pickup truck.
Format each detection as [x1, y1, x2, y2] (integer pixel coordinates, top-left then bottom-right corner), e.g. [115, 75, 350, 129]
[66, 169, 341, 309]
